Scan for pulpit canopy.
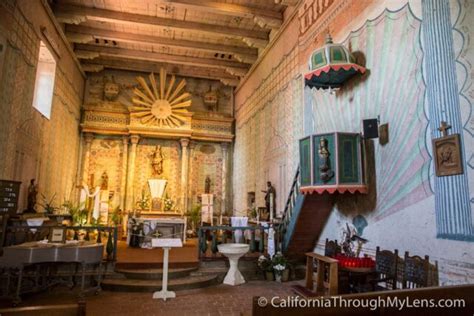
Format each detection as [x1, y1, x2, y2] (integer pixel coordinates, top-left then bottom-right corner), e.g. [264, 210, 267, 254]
[305, 34, 366, 90]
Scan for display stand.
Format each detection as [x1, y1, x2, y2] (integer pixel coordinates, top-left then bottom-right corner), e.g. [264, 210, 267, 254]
[151, 238, 183, 301]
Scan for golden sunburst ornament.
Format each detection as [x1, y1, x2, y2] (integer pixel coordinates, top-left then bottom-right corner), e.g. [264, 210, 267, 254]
[131, 68, 191, 127]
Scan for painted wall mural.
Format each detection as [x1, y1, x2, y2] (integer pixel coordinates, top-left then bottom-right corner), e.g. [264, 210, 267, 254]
[234, 1, 474, 285]
[304, 5, 432, 221]
[233, 46, 303, 214]
[189, 143, 224, 213]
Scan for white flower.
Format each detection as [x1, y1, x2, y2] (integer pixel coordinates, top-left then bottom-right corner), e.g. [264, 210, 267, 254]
[273, 264, 285, 271]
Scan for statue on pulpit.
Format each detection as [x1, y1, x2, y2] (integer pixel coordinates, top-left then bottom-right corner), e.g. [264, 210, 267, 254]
[318, 137, 334, 182]
[262, 181, 276, 221]
[151, 145, 164, 177]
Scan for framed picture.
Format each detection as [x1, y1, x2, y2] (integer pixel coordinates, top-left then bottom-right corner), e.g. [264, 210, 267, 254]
[258, 207, 269, 222]
[432, 134, 463, 177]
[49, 228, 66, 243]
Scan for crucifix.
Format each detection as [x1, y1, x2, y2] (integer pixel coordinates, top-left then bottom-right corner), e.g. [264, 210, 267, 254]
[438, 121, 451, 137]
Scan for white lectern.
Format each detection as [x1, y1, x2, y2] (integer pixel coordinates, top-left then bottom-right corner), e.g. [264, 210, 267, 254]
[151, 238, 183, 301]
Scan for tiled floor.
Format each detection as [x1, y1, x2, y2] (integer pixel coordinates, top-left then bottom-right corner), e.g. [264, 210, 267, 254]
[3, 280, 299, 316]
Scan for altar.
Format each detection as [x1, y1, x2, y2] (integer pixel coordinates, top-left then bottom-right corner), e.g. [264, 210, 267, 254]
[127, 216, 186, 248]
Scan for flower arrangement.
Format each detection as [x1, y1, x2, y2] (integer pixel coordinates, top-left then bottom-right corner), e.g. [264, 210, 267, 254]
[272, 252, 289, 282]
[136, 190, 150, 211]
[271, 252, 288, 273]
[257, 255, 273, 272]
[163, 194, 176, 212]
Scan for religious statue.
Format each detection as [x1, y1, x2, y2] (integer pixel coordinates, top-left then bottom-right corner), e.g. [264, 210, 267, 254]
[100, 171, 109, 190]
[151, 145, 164, 176]
[26, 179, 38, 213]
[318, 137, 334, 182]
[262, 181, 276, 220]
[205, 175, 211, 194]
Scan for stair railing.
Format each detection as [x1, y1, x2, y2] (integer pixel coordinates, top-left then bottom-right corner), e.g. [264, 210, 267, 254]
[277, 166, 301, 252]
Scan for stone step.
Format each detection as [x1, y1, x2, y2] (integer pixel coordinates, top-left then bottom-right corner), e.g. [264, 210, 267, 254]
[115, 267, 198, 280]
[101, 274, 220, 292]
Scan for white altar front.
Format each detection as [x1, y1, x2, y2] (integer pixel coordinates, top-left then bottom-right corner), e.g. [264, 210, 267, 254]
[127, 217, 186, 248]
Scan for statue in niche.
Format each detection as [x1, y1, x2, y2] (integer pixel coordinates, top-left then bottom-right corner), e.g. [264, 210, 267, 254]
[318, 137, 334, 182]
[262, 181, 276, 220]
[100, 171, 109, 190]
[204, 175, 211, 194]
[26, 179, 38, 213]
[103, 76, 120, 101]
[150, 146, 164, 177]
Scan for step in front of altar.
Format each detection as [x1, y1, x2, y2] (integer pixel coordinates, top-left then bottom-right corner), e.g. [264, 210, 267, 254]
[116, 267, 198, 280]
[101, 274, 220, 292]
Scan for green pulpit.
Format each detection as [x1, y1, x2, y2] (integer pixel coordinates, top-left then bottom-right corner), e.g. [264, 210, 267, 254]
[299, 133, 367, 194]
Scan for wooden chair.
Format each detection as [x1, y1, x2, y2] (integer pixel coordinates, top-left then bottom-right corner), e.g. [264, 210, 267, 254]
[369, 247, 399, 291]
[402, 252, 430, 289]
[324, 239, 341, 257]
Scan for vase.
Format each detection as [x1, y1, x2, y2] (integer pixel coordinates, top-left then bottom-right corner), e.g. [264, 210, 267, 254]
[275, 273, 282, 282]
[282, 268, 290, 282]
[265, 271, 274, 281]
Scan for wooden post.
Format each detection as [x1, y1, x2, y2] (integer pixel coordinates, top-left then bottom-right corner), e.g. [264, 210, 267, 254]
[305, 256, 313, 290]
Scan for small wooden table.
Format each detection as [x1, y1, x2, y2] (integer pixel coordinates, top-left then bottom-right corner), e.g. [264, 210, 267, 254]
[305, 252, 339, 296]
[339, 266, 376, 293]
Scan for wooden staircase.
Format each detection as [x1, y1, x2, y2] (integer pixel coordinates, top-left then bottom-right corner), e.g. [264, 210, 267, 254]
[279, 167, 334, 258]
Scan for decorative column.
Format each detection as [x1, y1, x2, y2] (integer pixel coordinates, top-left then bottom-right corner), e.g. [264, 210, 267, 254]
[422, 0, 474, 240]
[120, 136, 129, 210]
[187, 141, 197, 210]
[120, 136, 129, 237]
[221, 143, 229, 221]
[180, 138, 190, 214]
[125, 135, 140, 212]
[81, 133, 94, 185]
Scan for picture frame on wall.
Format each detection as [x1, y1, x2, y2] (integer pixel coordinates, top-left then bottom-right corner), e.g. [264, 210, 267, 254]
[258, 207, 269, 222]
[49, 228, 66, 243]
[432, 134, 463, 177]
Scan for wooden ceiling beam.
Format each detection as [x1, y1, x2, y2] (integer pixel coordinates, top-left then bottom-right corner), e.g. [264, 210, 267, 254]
[163, 0, 282, 28]
[75, 44, 250, 70]
[274, 0, 300, 6]
[66, 25, 258, 60]
[82, 56, 239, 82]
[54, 4, 269, 42]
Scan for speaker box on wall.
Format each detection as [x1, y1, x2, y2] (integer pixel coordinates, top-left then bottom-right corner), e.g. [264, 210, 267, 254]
[363, 119, 379, 139]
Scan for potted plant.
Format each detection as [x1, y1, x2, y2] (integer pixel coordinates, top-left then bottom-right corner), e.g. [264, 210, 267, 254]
[186, 204, 201, 236]
[258, 255, 274, 281]
[63, 201, 87, 240]
[39, 193, 57, 214]
[272, 252, 290, 282]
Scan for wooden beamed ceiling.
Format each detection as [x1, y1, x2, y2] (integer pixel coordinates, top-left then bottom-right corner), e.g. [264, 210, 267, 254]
[51, 0, 294, 84]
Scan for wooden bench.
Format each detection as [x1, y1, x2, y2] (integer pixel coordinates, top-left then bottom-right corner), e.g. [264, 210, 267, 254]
[0, 301, 85, 316]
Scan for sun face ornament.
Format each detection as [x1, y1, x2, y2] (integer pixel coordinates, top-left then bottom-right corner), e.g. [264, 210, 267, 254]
[131, 68, 192, 127]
